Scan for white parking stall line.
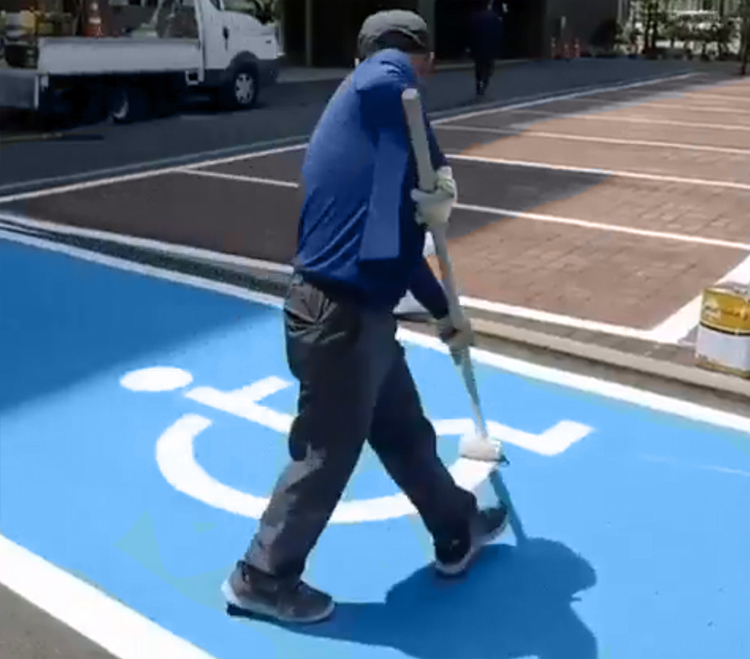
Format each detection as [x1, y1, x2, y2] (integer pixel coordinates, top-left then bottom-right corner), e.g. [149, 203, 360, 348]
[0, 534, 220, 659]
[0, 210, 295, 274]
[453, 202, 750, 251]
[488, 109, 750, 133]
[0, 194, 729, 346]
[437, 124, 750, 156]
[178, 168, 300, 188]
[0, 134, 309, 200]
[458, 296, 660, 342]
[558, 98, 750, 116]
[171, 170, 750, 250]
[0, 143, 308, 205]
[650, 253, 750, 344]
[447, 153, 750, 192]
[431, 73, 699, 126]
[684, 92, 750, 103]
[0, 74, 697, 207]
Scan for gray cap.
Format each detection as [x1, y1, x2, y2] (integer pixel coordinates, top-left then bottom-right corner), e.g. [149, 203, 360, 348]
[357, 10, 431, 60]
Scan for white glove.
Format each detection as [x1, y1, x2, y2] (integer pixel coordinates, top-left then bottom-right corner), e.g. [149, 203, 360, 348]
[411, 166, 458, 229]
[437, 312, 474, 353]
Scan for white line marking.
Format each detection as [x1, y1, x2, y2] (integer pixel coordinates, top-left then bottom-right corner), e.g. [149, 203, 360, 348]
[28, 162, 738, 252]
[0, 135, 308, 198]
[560, 97, 750, 116]
[2, 227, 748, 435]
[454, 202, 750, 250]
[650, 253, 750, 344]
[447, 153, 750, 191]
[458, 296, 660, 342]
[489, 108, 750, 133]
[0, 143, 308, 205]
[0, 534, 220, 659]
[178, 168, 300, 188]
[0, 210, 294, 274]
[155, 412, 499, 523]
[0, 210, 677, 342]
[431, 73, 698, 126]
[0, 73, 694, 207]
[439, 124, 750, 156]
[683, 92, 750, 103]
[0, 228, 285, 309]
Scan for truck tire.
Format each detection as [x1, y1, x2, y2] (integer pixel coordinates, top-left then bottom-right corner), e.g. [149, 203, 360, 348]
[108, 83, 150, 124]
[219, 64, 259, 111]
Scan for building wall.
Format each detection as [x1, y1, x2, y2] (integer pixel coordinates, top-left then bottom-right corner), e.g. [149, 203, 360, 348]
[280, 0, 619, 67]
[280, 0, 419, 66]
[544, 0, 621, 54]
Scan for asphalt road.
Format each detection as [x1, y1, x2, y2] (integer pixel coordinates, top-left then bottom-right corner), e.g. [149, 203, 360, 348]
[0, 58, 701, 198]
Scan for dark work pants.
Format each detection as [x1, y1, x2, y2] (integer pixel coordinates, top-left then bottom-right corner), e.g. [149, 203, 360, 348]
[474, 57, 494, 96]
[244, 275, 478, 580]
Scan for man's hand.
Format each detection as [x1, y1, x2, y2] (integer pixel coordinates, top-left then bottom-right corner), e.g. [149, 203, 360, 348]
[411, 166, 458, 229]
[437, 312, 474, 353]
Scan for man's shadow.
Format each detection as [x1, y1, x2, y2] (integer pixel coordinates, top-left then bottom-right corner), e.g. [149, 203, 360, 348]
[234, 538, 598, 659]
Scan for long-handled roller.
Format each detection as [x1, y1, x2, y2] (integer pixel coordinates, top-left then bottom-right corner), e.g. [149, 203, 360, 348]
[401, 88, 526, 542]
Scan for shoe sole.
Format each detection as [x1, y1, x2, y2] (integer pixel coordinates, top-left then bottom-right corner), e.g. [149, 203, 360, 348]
[434, 513, 510, 578]
[221, 579, 335, 625]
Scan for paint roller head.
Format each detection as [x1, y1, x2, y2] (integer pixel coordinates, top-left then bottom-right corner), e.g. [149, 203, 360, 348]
[459, 431, 507, 464]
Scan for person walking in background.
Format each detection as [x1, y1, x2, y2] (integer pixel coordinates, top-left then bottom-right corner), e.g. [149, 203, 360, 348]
[220, 9, 509, 626]
[469, 1, 504, 98]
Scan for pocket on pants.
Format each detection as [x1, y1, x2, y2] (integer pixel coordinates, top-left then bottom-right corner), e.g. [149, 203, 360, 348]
[284, 279, 362, 349]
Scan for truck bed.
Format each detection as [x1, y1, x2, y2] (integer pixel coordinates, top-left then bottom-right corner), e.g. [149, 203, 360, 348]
[35, 37, 202, 76]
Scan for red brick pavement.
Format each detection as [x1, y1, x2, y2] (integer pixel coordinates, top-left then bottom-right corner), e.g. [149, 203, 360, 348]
[434, 77, 750, 331]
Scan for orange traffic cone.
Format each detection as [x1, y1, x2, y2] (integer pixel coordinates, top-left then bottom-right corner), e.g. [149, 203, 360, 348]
[84, 0, 104, 38]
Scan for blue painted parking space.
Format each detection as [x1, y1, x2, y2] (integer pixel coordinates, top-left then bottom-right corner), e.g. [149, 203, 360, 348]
[1, 234, 750, 659]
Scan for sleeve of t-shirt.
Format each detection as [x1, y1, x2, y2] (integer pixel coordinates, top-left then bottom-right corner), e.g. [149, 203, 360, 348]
[357, 75, 411, 263]
[409, 258, 450, 320]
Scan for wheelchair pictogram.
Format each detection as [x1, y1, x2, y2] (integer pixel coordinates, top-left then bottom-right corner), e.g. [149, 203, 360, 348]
[120, 366, 593, 524]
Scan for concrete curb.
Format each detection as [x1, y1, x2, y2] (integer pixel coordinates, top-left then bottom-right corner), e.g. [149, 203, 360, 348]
[470, 317, 750, 400]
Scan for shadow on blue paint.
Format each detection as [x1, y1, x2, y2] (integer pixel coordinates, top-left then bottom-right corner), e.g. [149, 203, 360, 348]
[0, 241, 272, 412]
[245, 538, 597, 659]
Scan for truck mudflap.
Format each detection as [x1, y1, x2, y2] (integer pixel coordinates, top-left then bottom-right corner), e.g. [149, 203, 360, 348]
[0, 70, 39, 110]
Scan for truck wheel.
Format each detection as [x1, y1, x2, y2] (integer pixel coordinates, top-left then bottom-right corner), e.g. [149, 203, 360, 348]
[219, 65, 259, 111]
[108, 84, 149, 124]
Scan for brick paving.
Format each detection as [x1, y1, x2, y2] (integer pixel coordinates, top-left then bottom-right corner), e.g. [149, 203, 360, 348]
[428, 209, 743, 327]
[427, 75, 750, 334]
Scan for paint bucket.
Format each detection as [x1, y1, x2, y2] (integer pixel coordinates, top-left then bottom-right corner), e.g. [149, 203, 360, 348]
[695, 283, 750, 378]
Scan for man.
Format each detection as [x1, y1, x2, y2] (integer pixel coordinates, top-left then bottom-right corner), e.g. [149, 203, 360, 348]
[221, 9, 509, 625]
[469, 1, 504, 97]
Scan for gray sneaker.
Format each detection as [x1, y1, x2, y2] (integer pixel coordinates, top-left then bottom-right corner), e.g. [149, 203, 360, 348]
[434, 504, 510, 577]
[221, 561, 334, 624]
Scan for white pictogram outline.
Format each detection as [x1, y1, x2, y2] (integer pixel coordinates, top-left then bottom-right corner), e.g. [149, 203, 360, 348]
[121, 368, 593, 524]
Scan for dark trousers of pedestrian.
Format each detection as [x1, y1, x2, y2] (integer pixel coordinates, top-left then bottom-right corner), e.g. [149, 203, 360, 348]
[474, 57, 494, 97]
[244, 274, 478, 580]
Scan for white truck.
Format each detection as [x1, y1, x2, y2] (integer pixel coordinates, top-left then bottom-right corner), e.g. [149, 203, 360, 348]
[0, 0, 282, 124]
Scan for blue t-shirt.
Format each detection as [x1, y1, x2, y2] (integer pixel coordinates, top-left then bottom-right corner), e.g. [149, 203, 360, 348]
[293, 48, 449, 319]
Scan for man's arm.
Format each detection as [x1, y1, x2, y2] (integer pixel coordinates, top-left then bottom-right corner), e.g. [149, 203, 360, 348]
[409, 258, 449, 319]
[357, 76, 412, 262]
